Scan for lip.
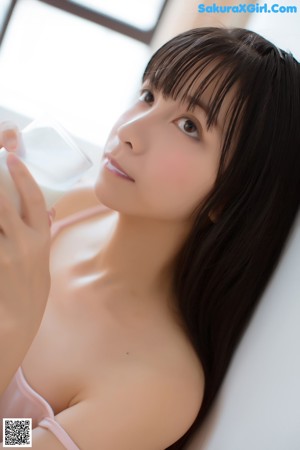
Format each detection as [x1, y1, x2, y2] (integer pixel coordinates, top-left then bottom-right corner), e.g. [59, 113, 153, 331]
[104, 153, 135, 182]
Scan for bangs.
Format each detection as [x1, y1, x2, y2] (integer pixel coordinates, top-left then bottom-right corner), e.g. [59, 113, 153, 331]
[142, 29, 251, 134]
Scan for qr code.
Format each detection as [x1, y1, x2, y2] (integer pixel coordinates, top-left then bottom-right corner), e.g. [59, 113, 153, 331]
[2, 418, 32, 447]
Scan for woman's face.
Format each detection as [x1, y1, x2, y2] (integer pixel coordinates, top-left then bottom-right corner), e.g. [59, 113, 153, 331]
[95, 76, 233, 222]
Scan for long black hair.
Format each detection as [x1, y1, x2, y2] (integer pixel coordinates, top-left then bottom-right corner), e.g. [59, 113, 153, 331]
[142, 27, 300, 448]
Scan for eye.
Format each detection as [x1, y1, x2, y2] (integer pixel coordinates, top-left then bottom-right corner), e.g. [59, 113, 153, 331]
[139, 89, 154, 104]
[176, 118, 200, 140]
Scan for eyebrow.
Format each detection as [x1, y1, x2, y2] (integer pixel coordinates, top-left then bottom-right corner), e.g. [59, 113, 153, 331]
[143, 79, 210, 115]
[187, 96, 209, 115]
[186, 95, 220, 130]
[143, 79, 221, 130]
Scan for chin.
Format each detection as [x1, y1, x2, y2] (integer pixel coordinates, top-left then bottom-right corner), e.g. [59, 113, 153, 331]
[94, 184, 115, 210]
[94, 176, 131, 214]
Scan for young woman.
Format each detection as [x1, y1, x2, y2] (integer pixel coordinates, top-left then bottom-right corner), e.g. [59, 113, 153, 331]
[0, 27, 299, 449]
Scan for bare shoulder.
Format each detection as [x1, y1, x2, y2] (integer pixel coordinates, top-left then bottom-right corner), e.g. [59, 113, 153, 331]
[53, 183, 103, 221]
[55, 359, 203, 450]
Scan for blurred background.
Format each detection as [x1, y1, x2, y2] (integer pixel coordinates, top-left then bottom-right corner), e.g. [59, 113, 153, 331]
[0, 0, 299, 173]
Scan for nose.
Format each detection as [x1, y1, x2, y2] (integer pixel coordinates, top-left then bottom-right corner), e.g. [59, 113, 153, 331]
[116, 114, 148, 154]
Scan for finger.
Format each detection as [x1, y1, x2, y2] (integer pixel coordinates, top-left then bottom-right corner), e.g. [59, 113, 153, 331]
[0, 188, 24, 237]
[47, 207, 56, 226]
[6, 153, 49, 232]
[0, 122, 20, 151]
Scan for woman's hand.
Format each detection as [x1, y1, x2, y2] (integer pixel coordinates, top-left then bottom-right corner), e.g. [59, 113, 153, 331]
[0, 121, 22, 152]
[0, 153, 51, 329]
[0, 153, 52, 394]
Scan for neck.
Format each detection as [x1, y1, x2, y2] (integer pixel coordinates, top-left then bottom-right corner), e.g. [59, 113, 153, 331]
[96, 211, 191, 301]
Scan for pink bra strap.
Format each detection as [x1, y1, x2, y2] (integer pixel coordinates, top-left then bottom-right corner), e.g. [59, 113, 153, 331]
[39, 417, 80, 450]
[51, 204, 110, 240]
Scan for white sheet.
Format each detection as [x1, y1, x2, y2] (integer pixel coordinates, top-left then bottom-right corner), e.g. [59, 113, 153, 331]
[188, 212, 300, 450]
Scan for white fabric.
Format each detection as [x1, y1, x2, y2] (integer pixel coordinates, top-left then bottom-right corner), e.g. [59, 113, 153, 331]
[187, 212, 300, 450]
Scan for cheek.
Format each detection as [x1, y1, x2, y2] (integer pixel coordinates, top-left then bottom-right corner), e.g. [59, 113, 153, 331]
[154, 151, 192, 186]
[143, 151, 208, 220]
[146, 146, 218, 214]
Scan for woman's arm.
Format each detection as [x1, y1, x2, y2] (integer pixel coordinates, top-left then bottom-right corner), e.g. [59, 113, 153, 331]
[0, 153, 51, 395]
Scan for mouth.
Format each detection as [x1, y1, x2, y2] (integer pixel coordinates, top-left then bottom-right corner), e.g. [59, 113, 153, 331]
[104, 154, 135, 182]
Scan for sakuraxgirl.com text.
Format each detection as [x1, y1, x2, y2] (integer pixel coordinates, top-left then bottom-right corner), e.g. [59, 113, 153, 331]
[198, 3, 297, 13]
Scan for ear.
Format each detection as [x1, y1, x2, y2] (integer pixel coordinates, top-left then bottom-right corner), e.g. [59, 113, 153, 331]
[208, 204, 225, 223]
[208, 210, 218, 223]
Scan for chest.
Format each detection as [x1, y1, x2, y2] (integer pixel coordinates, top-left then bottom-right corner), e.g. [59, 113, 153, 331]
[21, 215, 121, 415]
[20, 214, 185, 417]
